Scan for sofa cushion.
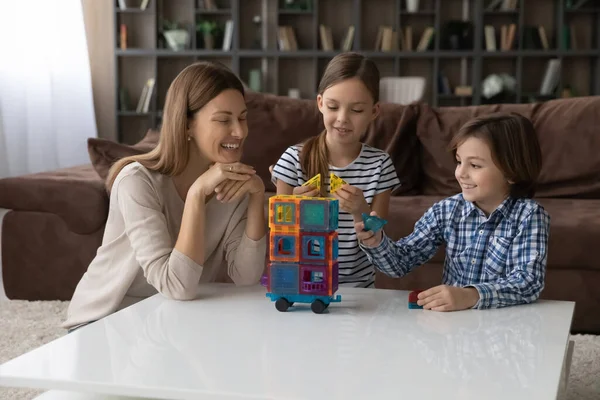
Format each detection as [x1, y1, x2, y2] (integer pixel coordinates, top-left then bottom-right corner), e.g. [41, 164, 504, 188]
[88, 129, 159, 180]
[385, 196, 600, 271]
[386, 195, 447, 264]
[242, 91, 325, 191]
[0, 164, 108, 234]
[362, 102, 421, 195]
[536, 198, 600, 270]
[416, 96, 600, 198]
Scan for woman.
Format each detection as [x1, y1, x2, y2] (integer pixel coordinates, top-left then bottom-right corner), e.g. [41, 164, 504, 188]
[63, 61, 266, 331]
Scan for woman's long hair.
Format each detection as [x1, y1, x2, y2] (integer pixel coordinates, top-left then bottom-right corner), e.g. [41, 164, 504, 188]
[106, 61, 245, 191]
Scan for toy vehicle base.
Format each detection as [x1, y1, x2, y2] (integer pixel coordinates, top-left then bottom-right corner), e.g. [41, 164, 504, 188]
[266, 292, 342, 314]
[408, 302, 423, 309]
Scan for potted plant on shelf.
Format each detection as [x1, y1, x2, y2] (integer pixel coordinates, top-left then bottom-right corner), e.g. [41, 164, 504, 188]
[196, 20, 224, 50]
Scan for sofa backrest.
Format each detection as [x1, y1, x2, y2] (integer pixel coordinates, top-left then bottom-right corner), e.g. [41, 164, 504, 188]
[206, 90, 600, 200]
[416, 96, 600, 198]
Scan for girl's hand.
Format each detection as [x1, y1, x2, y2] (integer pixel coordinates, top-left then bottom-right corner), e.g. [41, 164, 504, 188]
[190, 162, 255, 199]
[215, 174, 265, 203]
[417, 285, 480, 311]
[332, 184, 369, 218]
[292, 184, 319, 197]
[354, 211, 383, 248]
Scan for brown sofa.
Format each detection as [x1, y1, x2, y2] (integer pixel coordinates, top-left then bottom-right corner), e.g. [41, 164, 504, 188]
[1, 91, 599, 333]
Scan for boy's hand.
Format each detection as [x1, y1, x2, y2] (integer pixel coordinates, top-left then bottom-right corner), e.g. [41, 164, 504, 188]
[355, 211, 383, 248]
[292, 184, 319, 197]
[417, 285, 479, 311]
[332, 184, 369, 219]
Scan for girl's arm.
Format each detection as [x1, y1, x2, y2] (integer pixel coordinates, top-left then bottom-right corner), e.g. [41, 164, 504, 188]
[276, 179, 294, 195]
[370, 189, 392, 219]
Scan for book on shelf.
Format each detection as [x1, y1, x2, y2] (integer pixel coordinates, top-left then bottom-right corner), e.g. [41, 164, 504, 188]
[539, 59, 561, 96]
[486, 0, 518, 10]
[319, 24, 334, 51]
[120, 24, 127, 50]
[416, 27, 434, 51]
[498, 24, 516, 50]
[198, 0, 218, 10]
[136, 78, 155, 113]
[454, 86, 473, 97]
[484, 25, 496, 51]
[438, 72, 452, 95]
[404, 26, 412, 51]
[381, 26, 394, 51]
[486, 24, 516, 51]
[341, 26, 355, 51]
[377, 26, 414, 51]
[222, 20, 233, 51]
[374, 26, 401, 51]
[278, 26, 298, 50]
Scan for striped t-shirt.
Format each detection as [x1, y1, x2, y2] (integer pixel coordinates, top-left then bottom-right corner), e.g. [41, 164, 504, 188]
[271, 143, 401, 288]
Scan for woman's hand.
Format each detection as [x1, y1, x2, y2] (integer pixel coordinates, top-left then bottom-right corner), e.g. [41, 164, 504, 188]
[332, 184, 370, 219]
[214, 174, 265, 203]
[190, 162, 255, 199]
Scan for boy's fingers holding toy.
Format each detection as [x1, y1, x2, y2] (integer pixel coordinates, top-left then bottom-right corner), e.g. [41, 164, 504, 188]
[354, 221, 365, 232]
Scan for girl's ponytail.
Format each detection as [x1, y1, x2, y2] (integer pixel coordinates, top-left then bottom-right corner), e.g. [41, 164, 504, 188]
[300, 129, 329, 197]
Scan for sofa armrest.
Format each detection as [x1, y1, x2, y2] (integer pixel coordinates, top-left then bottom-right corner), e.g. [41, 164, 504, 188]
[0, 164, 108, 234]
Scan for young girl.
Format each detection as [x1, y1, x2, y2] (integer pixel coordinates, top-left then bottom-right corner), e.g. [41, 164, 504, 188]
[356, 113, 550, 310]
[271, 52, 401, 288]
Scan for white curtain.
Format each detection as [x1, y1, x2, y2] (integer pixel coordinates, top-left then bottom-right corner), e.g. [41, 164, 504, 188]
[0, 0, 97, 179]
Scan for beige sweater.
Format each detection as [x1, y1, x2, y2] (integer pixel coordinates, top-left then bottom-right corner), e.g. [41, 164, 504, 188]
[63, 162, 266, 329]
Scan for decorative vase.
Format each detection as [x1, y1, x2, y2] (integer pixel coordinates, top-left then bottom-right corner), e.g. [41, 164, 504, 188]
[406, 0, 419, 12]
[164, 29, 190, 51]
[203, 33, 214, 49]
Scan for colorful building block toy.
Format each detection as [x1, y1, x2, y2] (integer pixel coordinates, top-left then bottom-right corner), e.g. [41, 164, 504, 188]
[329, 173, 347, 194]
[265, 194, 342, 313]
[362, 213, 388, 233]
[408, 290, 423, 309]
[302, 173, 321, 192]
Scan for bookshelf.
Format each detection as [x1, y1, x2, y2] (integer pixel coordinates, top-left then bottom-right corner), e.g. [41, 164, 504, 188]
[114, 0, 600, 144]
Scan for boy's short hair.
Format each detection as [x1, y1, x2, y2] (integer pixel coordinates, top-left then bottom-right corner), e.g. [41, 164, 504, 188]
[449, 113, 542, 198]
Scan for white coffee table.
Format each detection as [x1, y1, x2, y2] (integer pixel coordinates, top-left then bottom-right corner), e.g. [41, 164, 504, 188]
[0, 283, 575, 400]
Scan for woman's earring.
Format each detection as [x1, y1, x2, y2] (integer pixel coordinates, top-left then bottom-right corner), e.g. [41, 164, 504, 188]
[187, 136, 191, 141]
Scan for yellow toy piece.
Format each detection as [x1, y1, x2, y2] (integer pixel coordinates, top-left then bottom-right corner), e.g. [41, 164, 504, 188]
[330, 173, 347, 194]
[302, 173, 321, 193]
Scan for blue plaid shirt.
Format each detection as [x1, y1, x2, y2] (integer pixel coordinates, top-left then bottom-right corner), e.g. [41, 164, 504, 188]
[360, 194, 550, 309]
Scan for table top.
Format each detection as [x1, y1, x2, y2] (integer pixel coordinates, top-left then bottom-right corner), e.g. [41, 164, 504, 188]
[1, 283, 575, 400]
